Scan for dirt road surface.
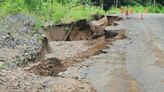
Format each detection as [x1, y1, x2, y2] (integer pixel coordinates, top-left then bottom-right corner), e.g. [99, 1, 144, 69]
[60, 14, 164, 92]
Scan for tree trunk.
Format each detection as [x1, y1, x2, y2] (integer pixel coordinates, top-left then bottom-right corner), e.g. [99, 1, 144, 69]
[150, 0, 152, 6]
[153, 0, 156, 6]
[116, 0, 118, 7]
[100, 0, 104, 10]
[114, 0, 116, 6]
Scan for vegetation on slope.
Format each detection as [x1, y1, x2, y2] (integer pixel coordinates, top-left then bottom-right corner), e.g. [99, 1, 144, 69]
[0, 0, 163, 28]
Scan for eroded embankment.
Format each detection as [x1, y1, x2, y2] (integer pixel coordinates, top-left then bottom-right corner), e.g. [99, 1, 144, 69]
[0, 14, 127, 92]
[27, 15, 127, 76]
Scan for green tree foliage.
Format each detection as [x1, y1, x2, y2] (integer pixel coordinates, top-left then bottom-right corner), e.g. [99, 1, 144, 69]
[24, 0, 43, 11]
[0, 0, 163, 23]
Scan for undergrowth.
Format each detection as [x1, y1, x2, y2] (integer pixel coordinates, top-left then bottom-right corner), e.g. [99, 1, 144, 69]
[0, 0, 163, 30]
[0, 0, 104, 29]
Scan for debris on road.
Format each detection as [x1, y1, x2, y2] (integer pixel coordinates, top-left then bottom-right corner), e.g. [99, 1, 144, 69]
[0, 14, 127, 92]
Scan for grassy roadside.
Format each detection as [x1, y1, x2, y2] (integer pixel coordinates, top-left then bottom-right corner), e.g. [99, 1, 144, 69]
[0, 1, 163, 30]
[0, 1, 103, 21]
[0, 1, 104, 29]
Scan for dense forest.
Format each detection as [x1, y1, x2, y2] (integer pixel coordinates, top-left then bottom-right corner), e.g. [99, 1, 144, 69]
[0, 0, 163, 25]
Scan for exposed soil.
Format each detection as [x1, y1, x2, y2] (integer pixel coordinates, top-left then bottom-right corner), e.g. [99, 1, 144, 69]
[62, 36, 107, 67]
[27, 58, 66, 76]
[43, 15, 122, 42]
[0, 14, 161, 92]
[27, 29, 126, 77]
[0, 14, 127, 92]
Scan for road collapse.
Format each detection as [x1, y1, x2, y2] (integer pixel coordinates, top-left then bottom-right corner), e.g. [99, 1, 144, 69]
[27, 15, 127, 76]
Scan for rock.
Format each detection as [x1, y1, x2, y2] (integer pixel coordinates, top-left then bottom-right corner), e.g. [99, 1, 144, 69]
[0, 14, 42, 49]
[104, 30, 118, 38]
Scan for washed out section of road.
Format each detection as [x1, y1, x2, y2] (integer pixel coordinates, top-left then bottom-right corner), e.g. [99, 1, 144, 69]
[0, 14, 126, 92]
[59, 14, 164, 92]
[0, 14, 163, 92]
[59, 21, 144, 92]
[59, 39, 145, 92]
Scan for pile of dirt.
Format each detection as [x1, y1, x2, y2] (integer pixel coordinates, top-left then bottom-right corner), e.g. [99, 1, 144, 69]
[7, 46, 41, 67]
[27, 58, 66, 76]
[0, 14, 43, 69]
[0, 14, 41, 49]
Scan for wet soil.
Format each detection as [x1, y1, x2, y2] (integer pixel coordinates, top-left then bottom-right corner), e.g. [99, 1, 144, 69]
[27, 58, 66, 76]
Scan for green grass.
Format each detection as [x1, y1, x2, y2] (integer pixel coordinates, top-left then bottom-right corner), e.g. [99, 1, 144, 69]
[0, 1, 105, 28]
[61, 5, 105, 22]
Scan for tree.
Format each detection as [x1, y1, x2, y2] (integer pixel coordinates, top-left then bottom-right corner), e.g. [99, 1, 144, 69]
[153, 0, 156, 6]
